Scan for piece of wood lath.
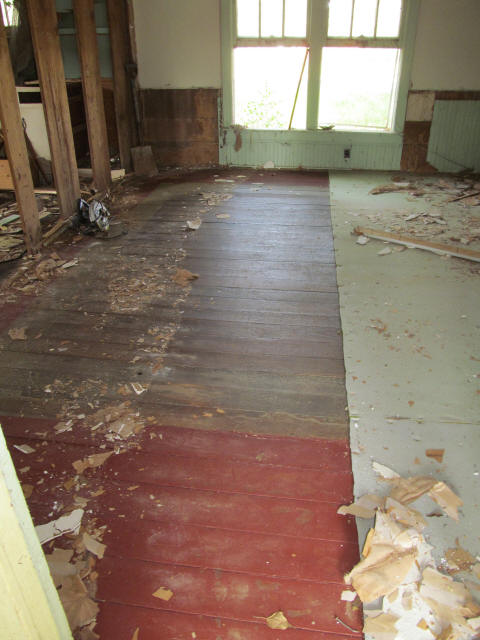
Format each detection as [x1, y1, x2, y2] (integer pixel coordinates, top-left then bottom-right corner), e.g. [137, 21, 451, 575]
[354, 226, 480, 263]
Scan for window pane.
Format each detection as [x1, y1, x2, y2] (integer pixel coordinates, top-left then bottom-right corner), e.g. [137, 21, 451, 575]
[376, 0, 402, 37]
[318, 48, 399, 129]
[237, 0, 259, 37]
[328, 0, 353, 37]
[284, 0, 307, 37]
[261, 0, 282, 37]
[234, 47, 308, 129]
[352, 0, 377, 37]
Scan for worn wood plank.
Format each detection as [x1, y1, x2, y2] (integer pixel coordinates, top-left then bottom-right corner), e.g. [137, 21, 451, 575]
[27, 0, 80, 219]
[73, 0, 111, 192]
[0, 19, 41, 252]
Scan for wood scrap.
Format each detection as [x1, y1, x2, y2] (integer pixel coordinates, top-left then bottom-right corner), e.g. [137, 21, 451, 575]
[172, 268, 198, 287]
[353, 227, 480, 263]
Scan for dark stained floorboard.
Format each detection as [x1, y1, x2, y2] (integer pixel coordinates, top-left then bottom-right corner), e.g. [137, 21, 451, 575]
[0, 170, 358, 639]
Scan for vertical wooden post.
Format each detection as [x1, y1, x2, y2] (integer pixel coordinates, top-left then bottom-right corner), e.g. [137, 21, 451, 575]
[106, 0, 137, 172]
[73, 0, 111, 192]
[0, 19, 41, 253]
[27, 0, 80, 220]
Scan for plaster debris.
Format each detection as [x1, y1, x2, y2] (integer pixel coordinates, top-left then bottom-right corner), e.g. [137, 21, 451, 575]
[58, 574, 99, 631]
[173, 268, 199, 287]
[340, 467, 477, 639]
[13, 443, 35, 454]
[82, 532, 106, 559]
[356, 235, 369, 245]
[8, 326, 27, 340]
[152, 587, 174, 601]
[264, 611, 291, 630]
[36, 508, 84, 544]
[72, 451, 114, 474]
[186, 217, 202, 231]
[378, 247, 393, 256]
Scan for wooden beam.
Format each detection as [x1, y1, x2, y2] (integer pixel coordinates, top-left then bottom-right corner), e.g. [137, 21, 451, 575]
[0, 19, 41, 253]
[27, 0, 80, 220]
[354, 227, 480, 263]
[73, 0, 111, 192]
[106, 0, 138, 172]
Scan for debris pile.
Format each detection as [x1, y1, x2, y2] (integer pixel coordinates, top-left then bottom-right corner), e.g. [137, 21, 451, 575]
[339, 463, 480, 639]
[35, 508, 107, 638]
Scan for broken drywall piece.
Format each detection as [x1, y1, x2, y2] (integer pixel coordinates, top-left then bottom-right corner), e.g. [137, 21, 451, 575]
[345, 540, 417, 603]
[13, 443, 35, 454]
[372, 462, 400, 480]
[337, 494, 385, 519]
[83, 533, 106, 560]
[389, 476, 437, 505]
[265, 611, 290, 630]
[72, 451, 113, 474]
[428, 482, 463, 521]
[8, 326, 27, 340]
[363, 612, 399, 639]
[131, 382, 148, 395]
[36, 509, 84, 545]
[356, 235, 369, 245]
[58, 574, 99, 631]
[152, 587, 173, 601]
[341, 590, 358, 602]
[378, 247, 393, 256]
[186, 218, 202, 231]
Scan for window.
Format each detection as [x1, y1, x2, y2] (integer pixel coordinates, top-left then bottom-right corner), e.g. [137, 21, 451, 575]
[231, 0, 407, 131]
[0, 0, 16, 27]
[234, 0, 309, 130]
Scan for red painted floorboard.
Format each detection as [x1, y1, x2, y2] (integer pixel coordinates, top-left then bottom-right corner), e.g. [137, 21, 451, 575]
[4, 420, 361, 639]
[96, 603, 361, 640]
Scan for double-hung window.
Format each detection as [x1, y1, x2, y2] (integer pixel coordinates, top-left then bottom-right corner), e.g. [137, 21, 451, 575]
[229, 0, 408, 132]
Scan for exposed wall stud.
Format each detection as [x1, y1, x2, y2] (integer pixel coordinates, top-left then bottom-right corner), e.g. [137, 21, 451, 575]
[0, 18, 41, 253]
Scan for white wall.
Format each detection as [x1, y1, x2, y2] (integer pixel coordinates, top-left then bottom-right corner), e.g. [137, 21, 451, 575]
[132, 0, 221, 89]
[411, 0, 480, 90]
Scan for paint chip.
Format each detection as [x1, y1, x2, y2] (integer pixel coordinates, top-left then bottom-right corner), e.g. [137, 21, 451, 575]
[153, 587, 173, 601]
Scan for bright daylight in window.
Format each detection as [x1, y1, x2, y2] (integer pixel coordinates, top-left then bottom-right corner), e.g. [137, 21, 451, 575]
[233, 0, 403, 131]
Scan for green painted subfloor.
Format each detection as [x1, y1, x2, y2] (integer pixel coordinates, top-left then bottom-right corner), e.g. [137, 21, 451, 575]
[329, 171, 480, 568]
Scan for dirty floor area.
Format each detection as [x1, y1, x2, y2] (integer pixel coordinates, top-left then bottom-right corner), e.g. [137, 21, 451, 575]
[329, 171, 480, 635]
[0, 170, 362, 639]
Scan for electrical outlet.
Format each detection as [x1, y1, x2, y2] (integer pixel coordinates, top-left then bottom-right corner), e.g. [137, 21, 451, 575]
[344, 148, 351, 159]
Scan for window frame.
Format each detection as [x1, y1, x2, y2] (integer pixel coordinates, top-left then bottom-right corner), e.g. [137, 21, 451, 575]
[221, 0, 419, 134]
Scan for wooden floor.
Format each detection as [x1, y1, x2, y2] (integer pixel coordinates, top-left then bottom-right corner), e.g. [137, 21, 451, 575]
[0, 170, 360, 638]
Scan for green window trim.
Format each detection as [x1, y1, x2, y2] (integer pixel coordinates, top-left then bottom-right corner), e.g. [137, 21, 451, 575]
[220, 0, 419, 138]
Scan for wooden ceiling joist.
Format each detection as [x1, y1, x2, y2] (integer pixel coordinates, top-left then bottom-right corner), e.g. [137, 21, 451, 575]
[73, 0, 111, 193]
[27, 0, 80, 220]
[0, 18, 41, 253]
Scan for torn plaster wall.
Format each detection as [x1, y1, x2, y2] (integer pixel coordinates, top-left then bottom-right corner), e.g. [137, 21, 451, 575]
[131, 0, 221, 90]
[130, 0, 221, 167]
[401, 0, 480, 172]
[411, 0, 480, 91]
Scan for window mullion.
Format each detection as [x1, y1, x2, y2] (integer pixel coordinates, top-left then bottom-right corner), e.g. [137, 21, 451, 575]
[350, 0, 355, 37]
[306, 0, 328, 130]
[282, 0, 285, 37]
[258, 0, 261, 37]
